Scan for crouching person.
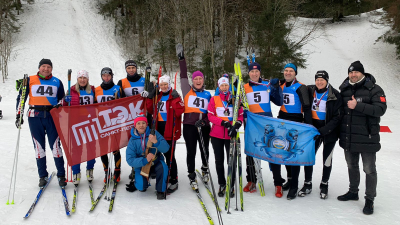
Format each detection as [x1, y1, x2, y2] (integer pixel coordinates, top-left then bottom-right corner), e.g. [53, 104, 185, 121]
[126, 113, 170, 200]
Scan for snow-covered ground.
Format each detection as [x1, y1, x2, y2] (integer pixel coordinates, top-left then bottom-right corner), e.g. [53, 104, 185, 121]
[0, 1, 399, 224]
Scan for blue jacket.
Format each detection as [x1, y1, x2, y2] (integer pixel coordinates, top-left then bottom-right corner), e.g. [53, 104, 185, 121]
[126, 127, 170, 169]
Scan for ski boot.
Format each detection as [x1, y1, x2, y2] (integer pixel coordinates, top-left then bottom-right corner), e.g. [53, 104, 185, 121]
[58, 176, 67, 187]
[73, 173, 81, 185]
[243, 182, 256, 193]
[38, 176, 48, 188]
[167, 179, 179, 193]
[114, 168, 121, 183]
[298, 181, 312, 197]
[201, 166, 210, 184]
[218, 185, 226, 197]
[86, 169, 94, 182]
[188, 172, 198, 191]
[320, 182, 328, 199]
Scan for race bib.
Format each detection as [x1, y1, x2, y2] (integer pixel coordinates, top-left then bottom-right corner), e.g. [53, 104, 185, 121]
[79, 95, 94, 105]
[283, 93, 295, 106]
[97, 95, 115, 103]
[247, 91, 269, 105]
[188, 96, 209, 110]
[124, 86, 144, 97]
[31, 85, 58, 97]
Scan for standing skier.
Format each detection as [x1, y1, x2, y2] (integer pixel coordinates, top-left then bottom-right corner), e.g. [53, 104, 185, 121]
[270, 63, 312, 200]
[116, 60, 148, 184]
[146, 75, 184, 193]
[208, 76, 244, 197]
[15, 59, 67, 187]
[63, 70, 96, 185]
[176, 43, 212, 190]
[95, 67, 122, 183]
[300, 70, 343, 199]
[125, 113, 170, 199]
[242, 62, 282, 196]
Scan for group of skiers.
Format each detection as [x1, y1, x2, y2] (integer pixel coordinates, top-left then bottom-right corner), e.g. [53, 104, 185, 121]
[16, 44, 387, 215]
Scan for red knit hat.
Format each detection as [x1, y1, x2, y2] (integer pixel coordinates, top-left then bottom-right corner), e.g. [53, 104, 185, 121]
[134, 113, 147, 127]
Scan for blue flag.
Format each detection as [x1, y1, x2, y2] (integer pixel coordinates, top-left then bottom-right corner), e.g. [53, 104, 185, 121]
[245, 112, 319, 166]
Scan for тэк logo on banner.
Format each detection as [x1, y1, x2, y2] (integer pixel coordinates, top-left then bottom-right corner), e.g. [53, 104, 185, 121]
[72, 100, 143, 146]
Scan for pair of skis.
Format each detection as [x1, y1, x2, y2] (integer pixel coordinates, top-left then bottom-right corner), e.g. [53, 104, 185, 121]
[71, 181, 95, 213]
[24, 172, 70, 218]
[90, 180, 118, 212]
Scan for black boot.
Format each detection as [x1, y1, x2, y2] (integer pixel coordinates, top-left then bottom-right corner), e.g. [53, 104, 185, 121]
[320, 182, 328, 199]
[129, 168, 135, 180]
[337, 191, 359, 201]
[157, 192, 165, 200]
[218, 185, 226, 197]
[363, 199, 374, 215]
[125, 181, 137, 192]
[287, 188, 298, 200]
[298, 181, 312, 197]
[282, 178, 291, 191]
[38, 177, 48, 188]
[58, 176, 67, 187]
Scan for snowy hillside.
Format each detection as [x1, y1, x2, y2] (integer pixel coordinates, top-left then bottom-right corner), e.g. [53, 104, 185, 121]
[0, 1, 399, 225]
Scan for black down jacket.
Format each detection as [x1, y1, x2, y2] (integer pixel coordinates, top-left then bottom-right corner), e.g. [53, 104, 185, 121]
[338, 73, 387, 152]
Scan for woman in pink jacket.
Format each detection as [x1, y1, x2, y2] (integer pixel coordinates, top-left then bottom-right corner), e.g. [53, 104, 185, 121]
[207, 76, 244, 198]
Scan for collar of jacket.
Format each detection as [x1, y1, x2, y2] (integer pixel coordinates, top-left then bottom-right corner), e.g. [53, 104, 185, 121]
[339, 73, 376, 91]
[310, 84, 337, 102]
[37, 72, 53, 80]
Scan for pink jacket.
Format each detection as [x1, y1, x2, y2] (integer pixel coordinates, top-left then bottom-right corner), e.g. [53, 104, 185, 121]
[207, 92, 244, 140]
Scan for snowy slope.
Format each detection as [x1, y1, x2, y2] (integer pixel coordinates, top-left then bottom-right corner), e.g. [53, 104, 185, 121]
[0, 1, 399, 225]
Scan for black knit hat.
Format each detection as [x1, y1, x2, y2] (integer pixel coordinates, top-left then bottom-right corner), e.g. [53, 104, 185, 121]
[248, 62, 261, 72]
[38, 58, 52, 68]
[348, 60, 364, 74]
[101, 67, 113, 77]
[125, 60, 137, 69]
[315, 70, 329, 82]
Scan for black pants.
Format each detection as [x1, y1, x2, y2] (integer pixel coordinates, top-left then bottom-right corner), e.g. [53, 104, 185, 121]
[183, 124, 210, 174]
[211, 137, 236, 186]
[246, 156, 257, 183]
[101, 150, 121, 171]
[304, 138, 336, 183]
[164, 140, 178, 184]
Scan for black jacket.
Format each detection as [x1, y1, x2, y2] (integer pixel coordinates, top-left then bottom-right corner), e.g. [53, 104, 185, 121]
[338, 73, 387, 152]
[308, 84, 343, 143]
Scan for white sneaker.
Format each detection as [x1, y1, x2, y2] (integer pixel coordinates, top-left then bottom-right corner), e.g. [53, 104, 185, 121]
[86, 169, 94, 182]
[73, 173, 81, 185]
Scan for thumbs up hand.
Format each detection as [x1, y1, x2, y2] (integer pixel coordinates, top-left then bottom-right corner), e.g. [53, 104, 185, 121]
[347, 95, 357, 109]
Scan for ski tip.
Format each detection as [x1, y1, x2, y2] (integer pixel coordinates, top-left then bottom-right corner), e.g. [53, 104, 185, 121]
[6, 200, 9, 205]
[11, 200, 15, 205]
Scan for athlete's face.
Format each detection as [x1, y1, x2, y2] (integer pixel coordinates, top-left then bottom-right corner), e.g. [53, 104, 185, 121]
[284, 68, 296, 82]
[102, 73, 112, 83]
[160, 82, 169, 93]
[78, 77, 88, 87]
[315, 78, 327, 90]
[249, 69, 260, 82]
[219, 83, 229, 93]
[135, 121, 147, 134]
[126, 66, 137, 76]
[348, 71, 364, 83]
[193, 76, 204, 90]
[39, 64, 52, 77]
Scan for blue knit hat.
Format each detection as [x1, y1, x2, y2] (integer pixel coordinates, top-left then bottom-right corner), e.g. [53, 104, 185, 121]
[248, 62, 261, 72]
[284, 63, 297, 75]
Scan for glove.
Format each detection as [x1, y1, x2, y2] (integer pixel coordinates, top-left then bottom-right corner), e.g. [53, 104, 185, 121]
[126, 181, 137, 192]
[147, 83, 156, 99]
[221, 121, 232, 129]
[195, 119, 206, 127]
[176, 43, 184, 60]
[270, 78, 279, 86]
[140, 90, 149, 98]
[228, 121, 242, 138]
[64, 95, 72, 103]
[15, 114, 23, 128]
[171, 89, 180, 99]
[279, 79, 285, 86]
[54, 103, 62, 109]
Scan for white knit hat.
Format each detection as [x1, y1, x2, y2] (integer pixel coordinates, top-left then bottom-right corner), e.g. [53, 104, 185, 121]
[218, 77, 229, 87]
[159, 75, 170, 84]
[77, 70, 89, 79]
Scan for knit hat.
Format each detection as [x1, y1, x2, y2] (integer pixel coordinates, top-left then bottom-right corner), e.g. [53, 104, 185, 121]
[192, 71, 204, 80]
[348, 60, 364, 74]
[248, 62, 261, 72]
[218, 77, 229, 87]
[222, 73, 229, 78]
[100, 67, 113, 76]
[38, 58, 53, 68]
[315, 70, 329, 82]
[159, 75, 170, 85]
[134, 113, 148, 127]
[77, 70, 89, 79]
[284, 63, 297, 75]
[125, 60, 137, 68]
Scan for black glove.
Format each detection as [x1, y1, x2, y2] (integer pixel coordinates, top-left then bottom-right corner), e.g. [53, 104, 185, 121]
[15, 114, 23, 128]
[126, 181, 137, 192]
[176, 43, 184, 60]
[228, 121, 242, 138]
[147, 83, 156, 99]
[221, 121, 232, 129]
[171, 89, 180, 99]
[195, 119, 206, 127]
[54, 103, 62, 109]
